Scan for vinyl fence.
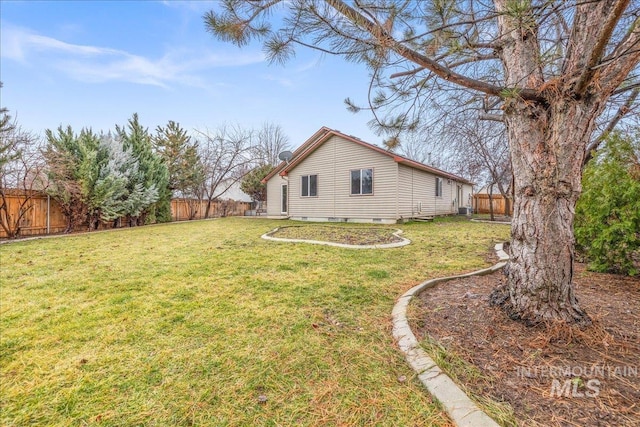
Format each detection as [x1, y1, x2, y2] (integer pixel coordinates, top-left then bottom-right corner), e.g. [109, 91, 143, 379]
[0, 190, 251, 238]
[472, 193, 513, 216]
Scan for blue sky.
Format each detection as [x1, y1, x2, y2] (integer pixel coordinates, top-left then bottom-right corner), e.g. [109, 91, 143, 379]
[0, 0, 379, 148]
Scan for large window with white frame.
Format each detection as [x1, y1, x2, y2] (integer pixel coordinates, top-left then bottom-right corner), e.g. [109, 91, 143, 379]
[301, 174, 318, 197]
[350, 168, 373, 195]
[435, 177, 443, 197]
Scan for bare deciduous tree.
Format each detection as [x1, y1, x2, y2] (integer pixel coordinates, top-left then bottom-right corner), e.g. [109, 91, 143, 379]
[444, 113, 513, 219]
[253, 122, 292, 167]
[196, 125, 255, 218]
[0, 111, 47, 238]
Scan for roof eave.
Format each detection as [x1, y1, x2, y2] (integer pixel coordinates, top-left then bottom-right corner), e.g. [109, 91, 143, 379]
[261, 126, 333, 183]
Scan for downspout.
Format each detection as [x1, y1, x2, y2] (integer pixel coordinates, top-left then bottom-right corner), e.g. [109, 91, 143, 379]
[454, 181, 457, 214]
[395, 164, 400, 221]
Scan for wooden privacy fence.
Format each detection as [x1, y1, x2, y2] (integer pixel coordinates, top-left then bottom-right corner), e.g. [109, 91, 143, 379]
[0, 190, 67, 237]
[0, 190, 251, 238]
[473, 193, 513, 216]
[171, 198, 250, 221]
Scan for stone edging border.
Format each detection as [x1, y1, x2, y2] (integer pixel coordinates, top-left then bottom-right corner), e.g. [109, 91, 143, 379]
[391, 243, 510, 427]
[261, 227, 411, 249]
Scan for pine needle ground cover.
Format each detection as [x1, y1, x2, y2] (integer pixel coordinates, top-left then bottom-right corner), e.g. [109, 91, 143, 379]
[1, 217, 508, 426]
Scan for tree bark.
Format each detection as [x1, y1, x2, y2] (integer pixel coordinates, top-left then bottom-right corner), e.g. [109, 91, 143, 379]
[205, 199, 213, 219]
[488, 0, 619, 326]
[488, 183, 495, 221]
[490, 95, 605, 326]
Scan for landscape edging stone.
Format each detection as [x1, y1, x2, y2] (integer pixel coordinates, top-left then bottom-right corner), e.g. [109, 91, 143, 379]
[261, 227, 411, 249]
[391, 243, 509, 427]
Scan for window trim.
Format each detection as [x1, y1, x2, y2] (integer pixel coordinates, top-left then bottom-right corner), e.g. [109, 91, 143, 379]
[300, 174, 318, 197]
[350, 168, 374, 196]
[435, 177, 443, 198]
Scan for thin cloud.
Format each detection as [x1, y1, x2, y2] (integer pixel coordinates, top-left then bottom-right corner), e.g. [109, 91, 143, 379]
[1, 23, 121, 61]
[295, 56, 324, 73]
[262, 74, 295, 88]
[1, 22, 265, 88]
[160, 0, 219, 13]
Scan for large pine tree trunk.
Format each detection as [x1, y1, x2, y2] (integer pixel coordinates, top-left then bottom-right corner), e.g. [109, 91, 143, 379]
[491, 98, 603, 326]
[489, 0, 622, 326]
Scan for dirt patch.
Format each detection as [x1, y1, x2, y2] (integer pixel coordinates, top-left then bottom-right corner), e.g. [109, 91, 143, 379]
[270, 225, 403, 246]
[410, 263, 640, 426]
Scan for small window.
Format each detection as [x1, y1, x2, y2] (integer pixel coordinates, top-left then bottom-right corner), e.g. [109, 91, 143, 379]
[436, 177, 443, 197]
[301, 174, 318, 197]
[350, 168, 373, 195]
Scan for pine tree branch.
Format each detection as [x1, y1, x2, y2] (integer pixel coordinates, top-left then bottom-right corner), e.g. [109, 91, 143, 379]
[613, 80, 640, 95]
[600, 16, 640, 93]
[390, 67, 426, 79]
[479, 113, 505, 122]
[324, 0, 544, 102]
[574, 0, 630, 95]
[583, 87, 639, 165]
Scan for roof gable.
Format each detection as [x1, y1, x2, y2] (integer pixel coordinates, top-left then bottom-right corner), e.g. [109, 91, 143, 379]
[262, 127, 473, 185]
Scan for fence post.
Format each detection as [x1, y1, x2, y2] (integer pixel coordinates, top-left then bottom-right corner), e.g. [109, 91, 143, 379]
[47, 194, 50, 235]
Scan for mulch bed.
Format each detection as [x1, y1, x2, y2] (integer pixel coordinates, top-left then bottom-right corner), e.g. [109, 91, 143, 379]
[270, 225, 403, 245]
[410, 260, 640, 426]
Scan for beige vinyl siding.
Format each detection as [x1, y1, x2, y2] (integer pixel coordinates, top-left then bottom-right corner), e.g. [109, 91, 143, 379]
[288, 137, 336, 218]
[461, 183, 473, 208]
[436, 177, 455, 214]
[397, 165, 443, 217]
[397, 165, 414, 218]
[287, 135, 399, 220]
[332, 136, 397, 220]
[266, 175, 288, 216]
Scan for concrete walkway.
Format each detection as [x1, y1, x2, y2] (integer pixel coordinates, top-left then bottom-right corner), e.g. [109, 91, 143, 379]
[391, 243, 509, 427]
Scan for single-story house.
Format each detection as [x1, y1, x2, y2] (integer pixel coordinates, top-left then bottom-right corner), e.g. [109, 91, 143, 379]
[262, 127, 473, 224]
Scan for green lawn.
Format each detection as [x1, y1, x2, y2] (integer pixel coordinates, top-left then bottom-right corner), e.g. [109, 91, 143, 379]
[0, 217, 509, 426]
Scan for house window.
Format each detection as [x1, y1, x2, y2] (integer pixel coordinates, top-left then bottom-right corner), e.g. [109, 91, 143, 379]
[301, 174, 318, 197]
[436, 177, 443, 197]
[351, 168, 373, 195]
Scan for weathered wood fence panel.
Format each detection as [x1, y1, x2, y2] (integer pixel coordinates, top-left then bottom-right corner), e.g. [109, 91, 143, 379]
[1, 190, 251, 238]
[0, 191, 67, 237]
[170, 199, 250, 221]
[473, 194, 513, 216]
